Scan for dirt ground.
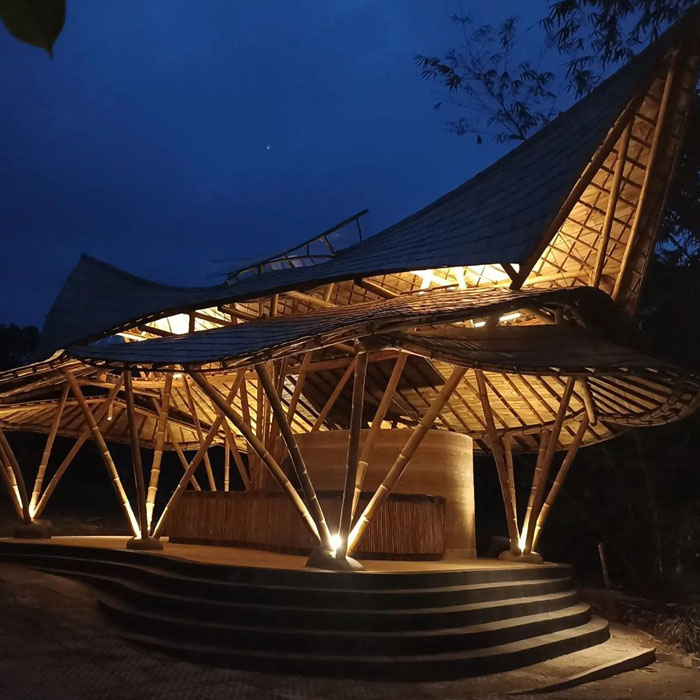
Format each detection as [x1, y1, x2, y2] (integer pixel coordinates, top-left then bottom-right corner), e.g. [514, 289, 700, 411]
[0, 562, 698, 700]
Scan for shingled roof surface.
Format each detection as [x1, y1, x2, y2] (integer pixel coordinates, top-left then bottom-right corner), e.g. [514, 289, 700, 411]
[35, 8, 700, 359]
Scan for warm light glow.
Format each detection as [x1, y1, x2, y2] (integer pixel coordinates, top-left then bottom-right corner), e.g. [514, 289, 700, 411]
[329, 533, 343, 555]
[499, 312, 522, 323]
[454, 266, 467, 290]
[173, 372, 184, 379]
[472, 320, 486, 328]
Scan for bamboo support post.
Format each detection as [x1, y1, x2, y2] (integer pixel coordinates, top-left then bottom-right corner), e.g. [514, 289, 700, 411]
[351, 353, 407, 520]
[183, 378, 217, 491]
[347, 366, 466, 556]
[224, 435, 230, 491]
[30, 384, 69, 513]
[287, 351, 313, 423]
[64, 370, 140, 536]
[337, 348, 368, 557]
[166, 425, 201, 490]
[504, 433, 518, 525]
[532, 416, 590, 549]
[475, 370, 520, 550]
[152, 376, 243, 538]
[520, 429, 550, 549]
[146, 374, 172, 528]
[188, 370, 321, 543]
[590, 120, 633, 288]
[123, 370, 150, 538]
[33, 379, 124, 518]
[311, 357, 357, 431]
[256, 363, 332, 549]
[578, 378, 598, 425]
[220, 420, 251, 491]
[524, 377, 576, 552]
[613, 52, 678, 300]
[0, 447, 24, 519]
[0, 428, 31, 523]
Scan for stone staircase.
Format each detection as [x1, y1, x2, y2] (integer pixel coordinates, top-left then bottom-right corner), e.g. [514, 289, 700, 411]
[0, 540, 609, 681]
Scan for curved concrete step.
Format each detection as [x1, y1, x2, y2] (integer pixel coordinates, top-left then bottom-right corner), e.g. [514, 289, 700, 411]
[8, 552, 572, 608]
[37, 566, 581, 631]
[100, 593, 593, 655]
[119, 617, 610, 681]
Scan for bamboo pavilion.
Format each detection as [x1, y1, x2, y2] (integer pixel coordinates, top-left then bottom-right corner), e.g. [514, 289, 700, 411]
[1, 8, 700, 680]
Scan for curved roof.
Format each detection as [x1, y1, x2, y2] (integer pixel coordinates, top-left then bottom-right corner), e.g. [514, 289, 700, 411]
[35, 6, 700, 359]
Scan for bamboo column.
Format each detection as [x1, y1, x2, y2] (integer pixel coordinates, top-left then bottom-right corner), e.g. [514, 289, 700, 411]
[524, 377, 576, 553]
[166, 425, 202, 490]
[183, 378, 217, 490]
[520, 429, 550, 551]
[578, 378, 598, 425]
[224, 434, 230, 491]
[152, 376, 243, 538]
[256, 363, 332, 549]
[532, 416, 590, 549]
[64, 370, 140, 536]
[351, 353, 407, 519]
[347, 366, 466, 556]
[146, 373, 173, 528]
[504, 434, 518, 525]
[123, 369, 150, 540]
[336, 348, 368, 558]
[30, 384, 69, 514]
[189, 370, 321, 543]
[33, 378, 124, 519]
[0, 428, 32, 524]
[287, 351, 313, 423]
[220, 420, 251, 490]
[0, 446, 24, 520]
[475, 370, 520, 550]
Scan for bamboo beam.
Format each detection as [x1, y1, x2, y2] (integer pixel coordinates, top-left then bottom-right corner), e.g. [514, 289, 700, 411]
[353, 278, 398, 299]
[0, 428, 31, 523]
[152, 377, 242, 538]
[146, 374, 173, 528]
[347, 366, 466, 556]
[183, 378, 217, 491]
[256, 363, 332, 549]
[166, 424, 201, 490]
[351, 353, 407, 520]
[188, 371, 321, 543]
[337, 348, 369, 557]
[124, 370, 149, 539]
[613, 53, 678, 300]
[285, 289, 336, 309]
[591, 120, 633, 287]
[0, 446, 24, 519]
[63, 370, 139, 536]
[29, 384, 70, 514]
[533, 416, 590, 549]
[287, 351, 313, 424]
[524, 377, 576, 553]
[475, 370, 520, 549]
[311, 357, 357, 431]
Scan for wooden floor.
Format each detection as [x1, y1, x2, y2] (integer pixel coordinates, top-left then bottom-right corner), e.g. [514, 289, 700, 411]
[2, 535, 547, 573]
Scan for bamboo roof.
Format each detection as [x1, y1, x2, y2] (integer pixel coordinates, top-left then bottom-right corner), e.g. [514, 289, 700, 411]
[2, 8, 700, 458]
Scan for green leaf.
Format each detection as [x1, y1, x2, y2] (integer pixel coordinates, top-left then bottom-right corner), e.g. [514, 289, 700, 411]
[0, 0, 65, 56]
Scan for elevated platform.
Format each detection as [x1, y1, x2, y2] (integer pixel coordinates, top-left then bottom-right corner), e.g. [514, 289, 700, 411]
[0, 536, 610, 681]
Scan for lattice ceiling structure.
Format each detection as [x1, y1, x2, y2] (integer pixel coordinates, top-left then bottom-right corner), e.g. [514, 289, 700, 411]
[1, 8, 699, 559]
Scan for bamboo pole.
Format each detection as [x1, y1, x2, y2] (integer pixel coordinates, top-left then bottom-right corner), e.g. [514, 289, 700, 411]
[146, 374, 173, 528]
[64, 370, 140, 536]
[0, 447, 23, 519]
[578, 378, 598, 426]
[525, 377, 576, 553]
[166, 425, 201, 490]
[337, 348, 368, 557]
[224, 434, 230, 491]
[613, 53, 678, 300]
[520, 429, 550, 550]
[504, 433, 518, 525]
[287, 351, 313, 423]
[256, 363, 332, 549]
[123, 370, 149, 538]
[590, 120, 633, 288]
[0, 428, 32, 524]
[183, 378, 217, 491]
[152, 376, 242, 538]
[475, 370, 520, 550]
[351, 353, 407, 520]
[220, 410, 251, 491]
[311, 357, 357, 431]
[30, 384, 69, 513]
[532, 416, 590, 549]
[188, 370, 321, 543]
[347, 366, 466, 556]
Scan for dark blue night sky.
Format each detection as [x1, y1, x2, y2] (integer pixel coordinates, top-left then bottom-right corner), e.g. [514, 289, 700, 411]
[1, 1, 547, 327]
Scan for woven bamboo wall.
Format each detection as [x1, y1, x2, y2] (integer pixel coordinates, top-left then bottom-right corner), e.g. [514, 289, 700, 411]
[168, 490, 445, 558]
